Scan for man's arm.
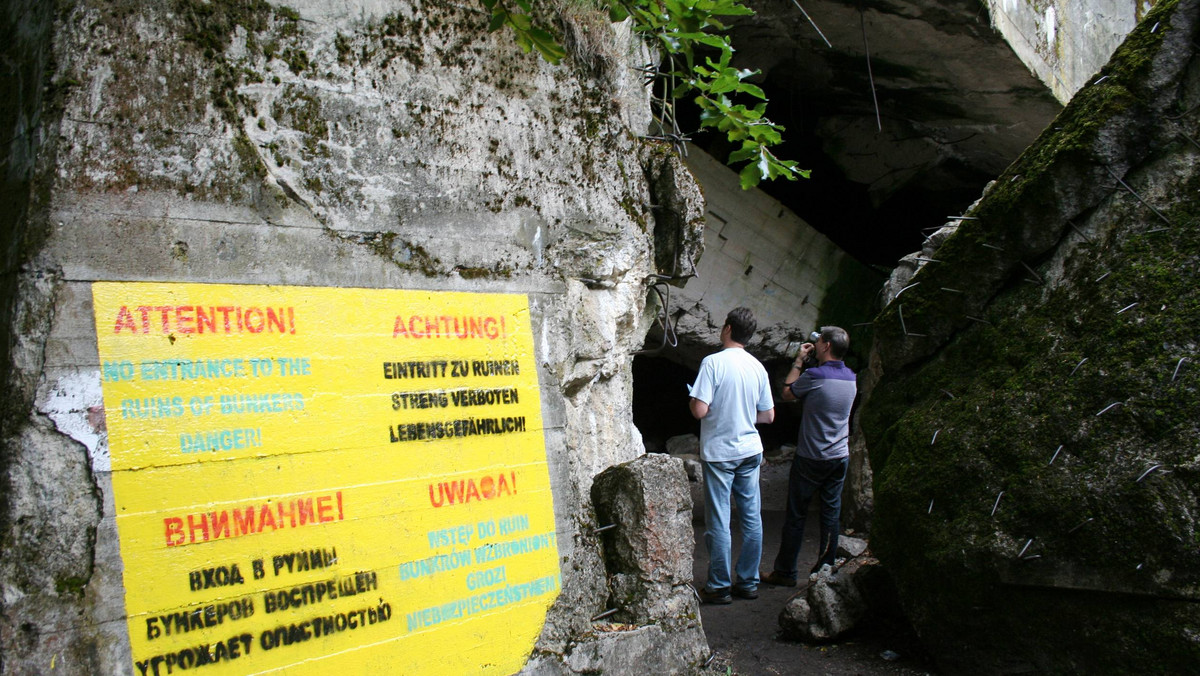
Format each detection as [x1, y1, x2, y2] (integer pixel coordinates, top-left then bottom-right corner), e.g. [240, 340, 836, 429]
[690, 397, 709, 420]
[781, 345, 811, 401]
[756, 407, 774, 424]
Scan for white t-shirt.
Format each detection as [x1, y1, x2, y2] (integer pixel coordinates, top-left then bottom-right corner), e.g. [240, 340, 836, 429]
[690, 347, 773, 462]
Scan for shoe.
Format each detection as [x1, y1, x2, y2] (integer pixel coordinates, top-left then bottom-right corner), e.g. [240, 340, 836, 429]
[698, 586, 732, 604]
[732, 586, 758, 600]
[761, 571, 797, 587]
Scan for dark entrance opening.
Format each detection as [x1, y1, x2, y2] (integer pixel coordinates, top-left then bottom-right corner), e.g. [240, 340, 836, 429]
[632, 354, 800, 454]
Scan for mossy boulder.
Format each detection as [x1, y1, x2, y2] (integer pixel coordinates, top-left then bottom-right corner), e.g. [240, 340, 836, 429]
[861, 1, 1200, 672]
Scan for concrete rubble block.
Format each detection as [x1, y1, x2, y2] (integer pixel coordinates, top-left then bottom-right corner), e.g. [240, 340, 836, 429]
[591, 454, 695, 591]
[778, 557, 887, 643]
[664, 433, 700, 456]
[570, 453, 707, 673]
[837, 535, 869, 559]
[525, 623, 705, 676]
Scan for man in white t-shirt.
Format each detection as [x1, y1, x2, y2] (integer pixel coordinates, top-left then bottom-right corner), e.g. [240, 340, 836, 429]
[689, 307, 775, 603]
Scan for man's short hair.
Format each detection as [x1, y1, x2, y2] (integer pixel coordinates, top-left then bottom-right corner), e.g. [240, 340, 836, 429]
[820, 326, 850, 359]
[725, 307, 757, 345]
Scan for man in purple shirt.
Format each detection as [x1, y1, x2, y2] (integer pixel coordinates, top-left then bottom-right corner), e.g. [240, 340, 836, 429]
[763, 326, 857, 586]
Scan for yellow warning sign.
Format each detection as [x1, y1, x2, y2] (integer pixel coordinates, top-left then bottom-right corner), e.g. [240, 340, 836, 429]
[92, 282, 560, 675]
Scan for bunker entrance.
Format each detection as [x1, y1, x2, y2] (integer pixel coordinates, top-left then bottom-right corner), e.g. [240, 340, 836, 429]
[632, 354, 800, 456]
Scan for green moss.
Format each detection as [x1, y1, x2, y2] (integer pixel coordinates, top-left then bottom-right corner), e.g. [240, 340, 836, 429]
[55, 576, 88, 597]
[281, 47, 309, 74]
[271, 90, 329, 158]
[455, 264, 513, 280]
[868, 139, 1200, 676]
[334, 32, 353, 63]
[231, 131, 266, 179]
[863, 4, 1200, 668]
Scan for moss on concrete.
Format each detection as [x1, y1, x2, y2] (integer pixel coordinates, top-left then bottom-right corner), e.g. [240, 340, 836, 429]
[862, 0, 1200, 671]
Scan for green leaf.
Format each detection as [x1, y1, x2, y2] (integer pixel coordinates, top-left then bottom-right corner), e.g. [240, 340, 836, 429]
[739, 162, 762, 189]
[508, 12, 532, 30]
[526, 27, 566, 63]
[487, 10, 508, 32]
[728, 144, 757, 163]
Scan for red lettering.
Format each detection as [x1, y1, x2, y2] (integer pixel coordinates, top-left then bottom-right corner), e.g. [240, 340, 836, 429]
[160, 493, 342, 547]
[164, 517, 184, 546]
[259, 504, 277, 531]
[266, 307, 286, 333]
[484, 317, 498, 339]
[429, 484, 445, 508]
[114, 306, 137, 333]
[210, 511, 231, 539]
[277, 499, 296, 527]
[232, 506, 256, 536]
[393, 316, 408, 338]
[297, 498, 315, 526]
[465, 479, 481, 502]
[107, 305, 296, 336]
[316, 495, 333, 522]
[196, 306, 216, 333]
[175, 306, 195, 334]
[136, 306, 153, 333]
[244, 307, 263, 333]
[480, 475, 495, 499]
[216, 306, 235, 332]
[153, 306, 172, 333]
[186, 513, 210, 543]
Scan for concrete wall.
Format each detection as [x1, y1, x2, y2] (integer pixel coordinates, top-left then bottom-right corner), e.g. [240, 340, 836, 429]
[987, 0, 1157, 103]
[674, 145, 882, 366]
[0, 2, 708, 674]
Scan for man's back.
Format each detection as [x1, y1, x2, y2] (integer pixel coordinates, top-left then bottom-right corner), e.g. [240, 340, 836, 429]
[791, 360, 856, 460]
[692, 347, 772, 462]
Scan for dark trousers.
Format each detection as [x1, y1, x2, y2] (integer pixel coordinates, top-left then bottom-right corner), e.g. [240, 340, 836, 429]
[772, 455, 849, 581]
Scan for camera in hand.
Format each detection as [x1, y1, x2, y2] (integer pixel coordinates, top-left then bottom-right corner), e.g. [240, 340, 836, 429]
[801, 331, 820, 368]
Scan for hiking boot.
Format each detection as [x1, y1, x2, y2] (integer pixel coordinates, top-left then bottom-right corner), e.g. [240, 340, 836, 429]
[732, 586, 758, 600]
[698, 586, 732, 604]
[761, 570, 797, 587]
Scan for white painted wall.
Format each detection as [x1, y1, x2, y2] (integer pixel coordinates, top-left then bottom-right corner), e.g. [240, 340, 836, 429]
[678, 146, 860, 356]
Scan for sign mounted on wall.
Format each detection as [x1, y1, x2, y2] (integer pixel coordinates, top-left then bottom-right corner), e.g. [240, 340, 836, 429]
[92, 282, 560, 675]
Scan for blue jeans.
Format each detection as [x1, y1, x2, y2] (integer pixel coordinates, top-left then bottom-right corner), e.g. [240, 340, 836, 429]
[702, 454, 762, 593]
[772, 455, 848, 581]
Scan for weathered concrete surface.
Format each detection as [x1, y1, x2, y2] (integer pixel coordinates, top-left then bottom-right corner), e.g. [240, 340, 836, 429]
[0, 2, 708, 674]
[862, 1, 1200, 672]
[779, 557, 884, 643]
[589, 454, 707, 672]
[986, 0, 1156, 103]
[702, 0, 1064, 263]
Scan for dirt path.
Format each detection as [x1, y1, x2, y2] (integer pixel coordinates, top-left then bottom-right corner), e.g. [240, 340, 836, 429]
[692, 460, 937, 676]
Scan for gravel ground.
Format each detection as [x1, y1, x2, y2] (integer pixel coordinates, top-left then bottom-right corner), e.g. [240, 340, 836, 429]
[692, 460, 939, 676]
